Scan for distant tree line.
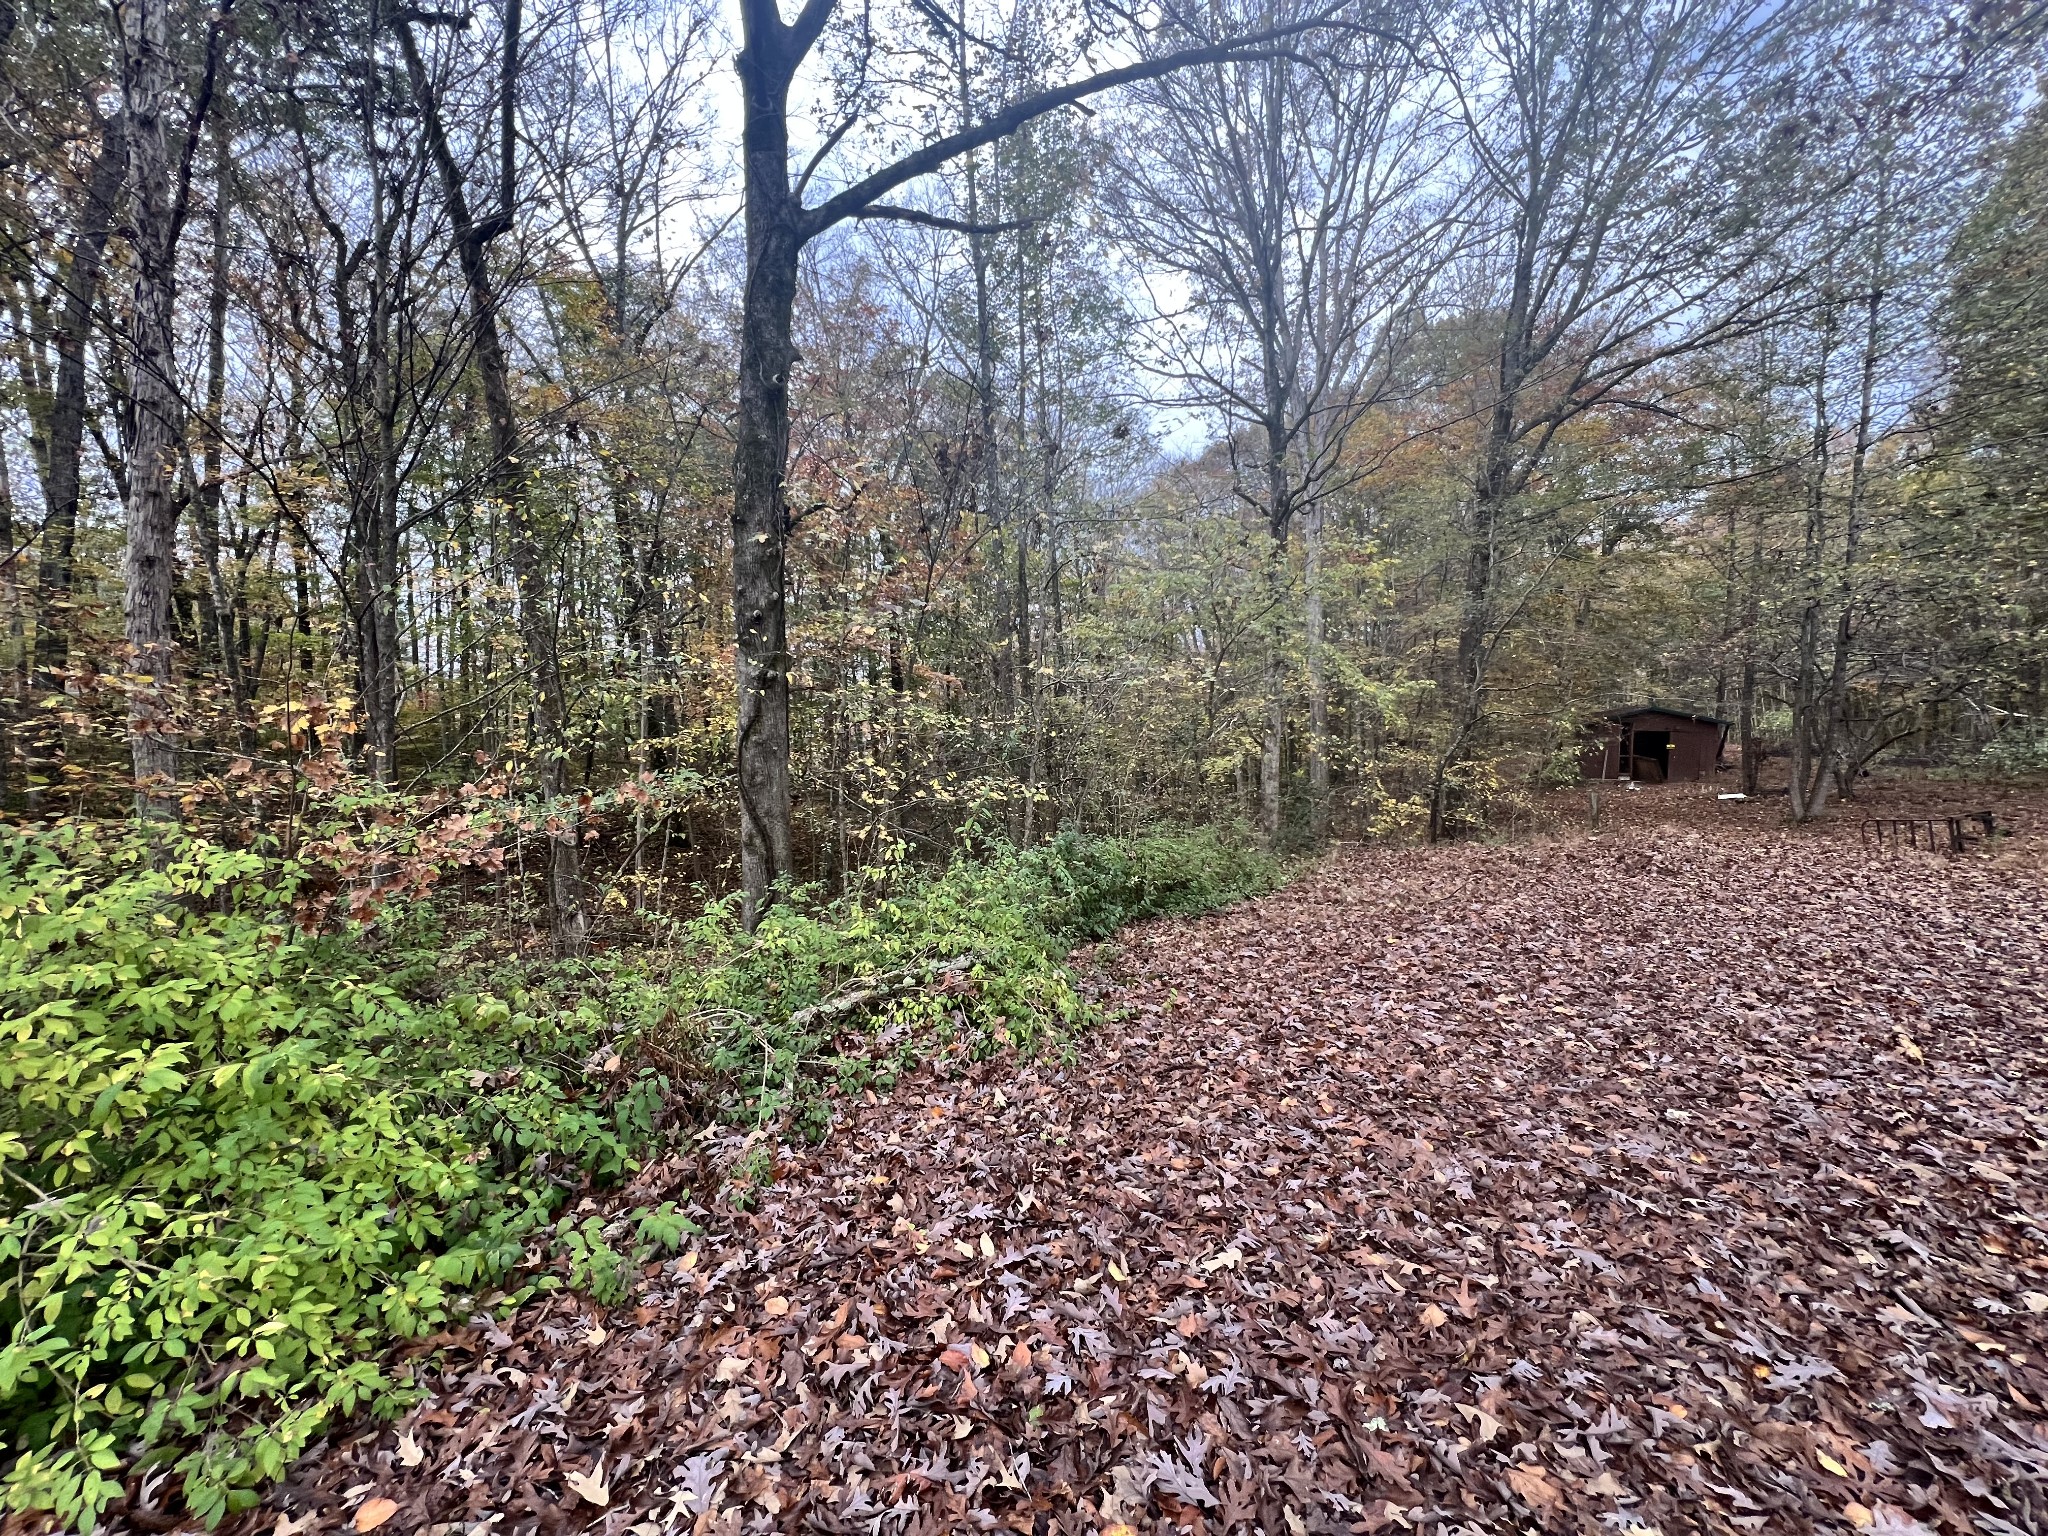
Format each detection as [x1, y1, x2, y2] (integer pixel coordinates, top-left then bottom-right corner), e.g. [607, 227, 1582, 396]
[0, 0, 2042, 943]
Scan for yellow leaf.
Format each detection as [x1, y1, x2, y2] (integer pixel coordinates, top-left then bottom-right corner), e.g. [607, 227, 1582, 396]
[1845, 1504, 1875, 1530]
[353, 1498, 400, 1533]
[1418, 1303, 1449, 1329]
[763, 1295, 790, 1317]
[979, 1232, 996, 1259]
[396, 1430, 424, 1468]
[1817, 1451, 1849, 1477]
[969, 1341, 991, 1369]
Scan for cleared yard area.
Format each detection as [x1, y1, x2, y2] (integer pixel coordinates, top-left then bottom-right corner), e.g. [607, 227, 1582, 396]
[258, 796, 2048, 1536]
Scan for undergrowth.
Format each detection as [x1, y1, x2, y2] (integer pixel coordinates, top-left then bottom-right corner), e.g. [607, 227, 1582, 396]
[0, 820, 1273, 1526]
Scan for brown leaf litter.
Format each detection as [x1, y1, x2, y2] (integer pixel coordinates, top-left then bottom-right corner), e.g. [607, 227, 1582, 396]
[231, 799, 2048, 1536]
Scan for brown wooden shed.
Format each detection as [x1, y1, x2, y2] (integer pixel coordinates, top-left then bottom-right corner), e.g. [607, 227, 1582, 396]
[1580, 707, 1729, 784]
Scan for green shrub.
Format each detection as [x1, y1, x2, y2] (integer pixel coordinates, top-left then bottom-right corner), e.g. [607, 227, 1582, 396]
[1975, 728, 2048, 777]
[0, 819, 1274, 1527]
[652, 826, 1276, 1131]
[1028, 825, 1278, 939]
[661, 842, 1101, 1133]
[0, 824, 663, 1528]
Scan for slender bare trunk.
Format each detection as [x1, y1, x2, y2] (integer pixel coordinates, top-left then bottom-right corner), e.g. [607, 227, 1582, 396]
[359, 127, 403, 785]
[1738, 465, 1767, 794]
[401, 2, 585, 951]
[1304, 501, 1328, 841]
[1789, 357, 1833, 822]
[1259, 530, 1285, 850]
[28, 114, 125, 808]
[1824, 230, 1885, 805]
[196, 109, 253, 748]
[956, 2, 1005, 718]
[1, 451, 18, 804]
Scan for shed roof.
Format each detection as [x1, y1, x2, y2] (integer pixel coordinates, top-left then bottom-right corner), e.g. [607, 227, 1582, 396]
[1603, 706, 1732, 727]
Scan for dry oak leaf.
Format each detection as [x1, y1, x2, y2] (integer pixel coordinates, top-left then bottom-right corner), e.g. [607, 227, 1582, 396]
[1455, 1402, 1503, 1442]
[1505, 1464, 1564, 1512]
[564, 1463, 611, 1507]
[352, 1499, 399, 1533]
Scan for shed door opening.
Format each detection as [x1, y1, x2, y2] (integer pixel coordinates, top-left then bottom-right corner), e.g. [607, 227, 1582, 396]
[1629, 729, 1672, 783]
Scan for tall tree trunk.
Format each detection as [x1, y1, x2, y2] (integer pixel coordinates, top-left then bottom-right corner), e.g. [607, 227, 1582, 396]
[1448, 399, 1517, 833]
[1789, 297, 1838, 823]
[1260, 645, 1283, 847]
[955, 0, 1005, 717]
[713, 0, 1337, 913]
[28, 112, 125, 808]
[732, 24, 802, 926]
[1824, 236, 1886, 805]
[1304, 500, 1328, 841]
[1, 449, 18, 805]
[400, 4, 585, 952]
[195, 107, 253, 747]
[361, 146, 403, 785]
[1738, 472, 1766, 794]
[1440, 198, 1535, 843]
[1714, 494, 1737, 717]
[1021, 371, 1056, 847]
[1259, 522, 1286, 851]
[119, 0, 185, 814]
[1014, 469, 1032, 838]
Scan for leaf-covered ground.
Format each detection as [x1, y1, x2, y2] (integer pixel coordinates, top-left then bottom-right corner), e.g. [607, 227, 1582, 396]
[251, 792, 2048, 1536]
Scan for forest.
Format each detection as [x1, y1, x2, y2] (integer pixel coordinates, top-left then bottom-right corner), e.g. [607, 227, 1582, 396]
[2, 0, 2047, 1527]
